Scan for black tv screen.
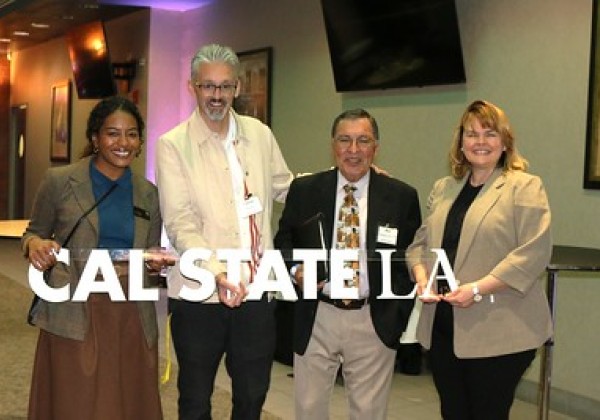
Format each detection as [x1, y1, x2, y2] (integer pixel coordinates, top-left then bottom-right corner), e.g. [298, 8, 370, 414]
[321, 0, 466, 92]
[66, 21, 116, 99]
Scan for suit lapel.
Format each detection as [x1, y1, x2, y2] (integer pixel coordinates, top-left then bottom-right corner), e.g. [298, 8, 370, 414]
[132, 175, 149, 249]
[430, 178, 463, 250]
[366, 169, 387, 250]
[454, 169, 506, 272]
[316, 169, 338, 249]
[68, 158, 99, 238]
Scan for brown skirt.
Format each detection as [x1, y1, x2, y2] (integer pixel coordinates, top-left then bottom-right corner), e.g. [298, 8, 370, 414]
[28, 295, 162, 420]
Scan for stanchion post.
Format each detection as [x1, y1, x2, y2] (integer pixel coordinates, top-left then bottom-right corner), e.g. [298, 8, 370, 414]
[538, 269, 557, 420]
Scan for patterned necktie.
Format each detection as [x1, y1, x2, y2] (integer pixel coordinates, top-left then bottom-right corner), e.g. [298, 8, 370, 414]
[336, 184, 360, 297]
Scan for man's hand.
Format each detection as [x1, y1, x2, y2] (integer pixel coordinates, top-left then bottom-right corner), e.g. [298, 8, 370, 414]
[144, 247, 177, 273]
[215, 272, 248, 308]
[293, 264, 326, 291]
[371, 164, 390, 177]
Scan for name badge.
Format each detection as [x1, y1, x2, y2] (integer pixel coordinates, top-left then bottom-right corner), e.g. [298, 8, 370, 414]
[240, 195, 263, 218]
[377, 225, 398, 245]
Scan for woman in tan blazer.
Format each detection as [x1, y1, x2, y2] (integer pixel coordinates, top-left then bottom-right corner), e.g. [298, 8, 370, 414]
[407, 100, 552, 420]
[23, 97, 170, 420]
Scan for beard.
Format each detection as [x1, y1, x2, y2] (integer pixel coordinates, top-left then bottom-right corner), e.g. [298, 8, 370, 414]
[201, 99, 229, 121]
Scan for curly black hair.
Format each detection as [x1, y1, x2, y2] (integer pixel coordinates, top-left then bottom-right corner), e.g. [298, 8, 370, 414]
[81, 96, 145, 158]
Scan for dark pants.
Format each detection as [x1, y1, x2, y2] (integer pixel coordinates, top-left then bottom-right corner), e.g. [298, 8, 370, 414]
[169, 297, 276, 420]
[429, 301, 536, 420]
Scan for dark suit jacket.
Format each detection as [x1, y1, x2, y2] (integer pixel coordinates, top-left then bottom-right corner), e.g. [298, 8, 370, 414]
[22, 157, 162, 347]
[274, 168, 421, 355]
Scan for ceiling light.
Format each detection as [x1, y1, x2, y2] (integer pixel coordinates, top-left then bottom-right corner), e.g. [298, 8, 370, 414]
[99, 0, 211, 12]
[0, 38, 10, 43]
[31, 23, 50, 29]
[13, 31, 30, 37]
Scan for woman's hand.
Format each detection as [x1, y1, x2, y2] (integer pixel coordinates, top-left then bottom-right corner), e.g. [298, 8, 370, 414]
[443, 275, 506, 307]
[442, 284, 477, 308]
[27, 238, 60, 272]
[413, 264, 442, 303]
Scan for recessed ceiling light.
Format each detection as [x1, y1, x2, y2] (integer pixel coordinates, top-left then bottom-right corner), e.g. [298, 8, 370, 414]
[31, 23, 50, 29]
[13, 31, 30, 37]
[0, 38, 10, 43]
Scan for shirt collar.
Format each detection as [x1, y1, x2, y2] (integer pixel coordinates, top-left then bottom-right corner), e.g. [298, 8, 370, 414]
[90, 158, 132, 188]
[336, 170, 370, 197]
[223, 112, 238, 149]
[192, 108, 248, 147]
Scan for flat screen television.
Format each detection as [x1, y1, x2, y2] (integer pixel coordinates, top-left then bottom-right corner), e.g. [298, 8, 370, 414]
[320, 0, 466, 92]
[66, 21, 117, 99]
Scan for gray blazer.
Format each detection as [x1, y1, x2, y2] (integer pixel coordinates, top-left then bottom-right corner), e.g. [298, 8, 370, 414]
[22, 157, 162, 347]
[406, 168, 553, 358]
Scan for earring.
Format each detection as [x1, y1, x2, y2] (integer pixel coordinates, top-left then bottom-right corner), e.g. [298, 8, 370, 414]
[93, 146, 98, 154]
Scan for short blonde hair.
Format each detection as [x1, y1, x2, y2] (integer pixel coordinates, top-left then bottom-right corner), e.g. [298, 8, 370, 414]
[449, 99, 528, 179]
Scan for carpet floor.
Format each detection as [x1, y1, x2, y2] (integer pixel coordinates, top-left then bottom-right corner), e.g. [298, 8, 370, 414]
[0, 273, 280, 419]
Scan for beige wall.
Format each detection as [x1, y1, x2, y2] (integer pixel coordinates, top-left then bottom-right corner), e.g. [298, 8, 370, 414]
[159, 0, 599, 404]
[9, 0, 599, 410]
[104, 8, 150, 177]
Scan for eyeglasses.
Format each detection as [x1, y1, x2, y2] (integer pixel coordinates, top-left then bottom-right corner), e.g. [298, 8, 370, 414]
[334, 136, 376, 151]
[194, 82, 238, 95]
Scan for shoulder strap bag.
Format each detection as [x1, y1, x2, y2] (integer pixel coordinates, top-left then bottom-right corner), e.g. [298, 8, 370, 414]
[27, 183, 118, 325]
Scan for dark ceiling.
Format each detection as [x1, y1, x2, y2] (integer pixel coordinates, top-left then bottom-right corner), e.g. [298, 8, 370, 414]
[0, 0, 146, 54]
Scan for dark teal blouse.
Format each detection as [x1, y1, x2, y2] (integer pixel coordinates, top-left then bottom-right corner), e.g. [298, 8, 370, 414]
[89, 160, 134, 249]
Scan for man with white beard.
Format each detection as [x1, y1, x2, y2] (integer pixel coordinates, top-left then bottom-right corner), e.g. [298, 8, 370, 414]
[155, 43, 293, 420]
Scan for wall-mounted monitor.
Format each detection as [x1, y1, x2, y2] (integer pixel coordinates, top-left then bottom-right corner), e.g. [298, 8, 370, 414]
[321, 0, 466, 92]
[66, 20, 117, 99]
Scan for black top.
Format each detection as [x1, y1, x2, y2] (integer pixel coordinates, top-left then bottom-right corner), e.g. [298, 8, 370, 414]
[440, 181, 483, 277]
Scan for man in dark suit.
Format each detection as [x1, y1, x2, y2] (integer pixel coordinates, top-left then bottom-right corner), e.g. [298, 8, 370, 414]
[274, 109, 421, 419]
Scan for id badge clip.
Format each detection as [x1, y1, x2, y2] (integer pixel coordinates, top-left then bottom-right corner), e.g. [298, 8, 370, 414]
[240, 194, 263, 218]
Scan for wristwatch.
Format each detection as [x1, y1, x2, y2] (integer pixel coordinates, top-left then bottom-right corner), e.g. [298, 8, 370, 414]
[472, 283, 483, 303]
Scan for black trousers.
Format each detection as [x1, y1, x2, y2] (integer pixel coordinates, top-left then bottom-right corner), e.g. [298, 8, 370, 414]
[429, 301, 536, 420]
[169, 297, 276, 420]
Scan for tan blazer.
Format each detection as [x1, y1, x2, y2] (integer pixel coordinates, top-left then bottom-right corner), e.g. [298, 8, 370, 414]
[22, 157, 162, 347]
[406, 168, 553, 358]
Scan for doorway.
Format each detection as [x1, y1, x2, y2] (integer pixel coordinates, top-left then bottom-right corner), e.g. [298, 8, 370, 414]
[9, 104, 27, 219]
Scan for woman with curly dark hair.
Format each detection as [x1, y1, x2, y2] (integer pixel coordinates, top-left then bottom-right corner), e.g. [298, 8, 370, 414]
[23, 96, 167, 419]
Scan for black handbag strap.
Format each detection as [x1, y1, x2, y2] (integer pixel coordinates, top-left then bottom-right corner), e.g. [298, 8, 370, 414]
[61, 183, 118, 248]
[27, 183, 118, 326]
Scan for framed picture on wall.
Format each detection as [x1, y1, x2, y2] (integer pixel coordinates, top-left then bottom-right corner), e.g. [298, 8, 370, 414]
[585, 0, 600, 188]
[50, 80, 71, 162]
[233, 47, 273, 125]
